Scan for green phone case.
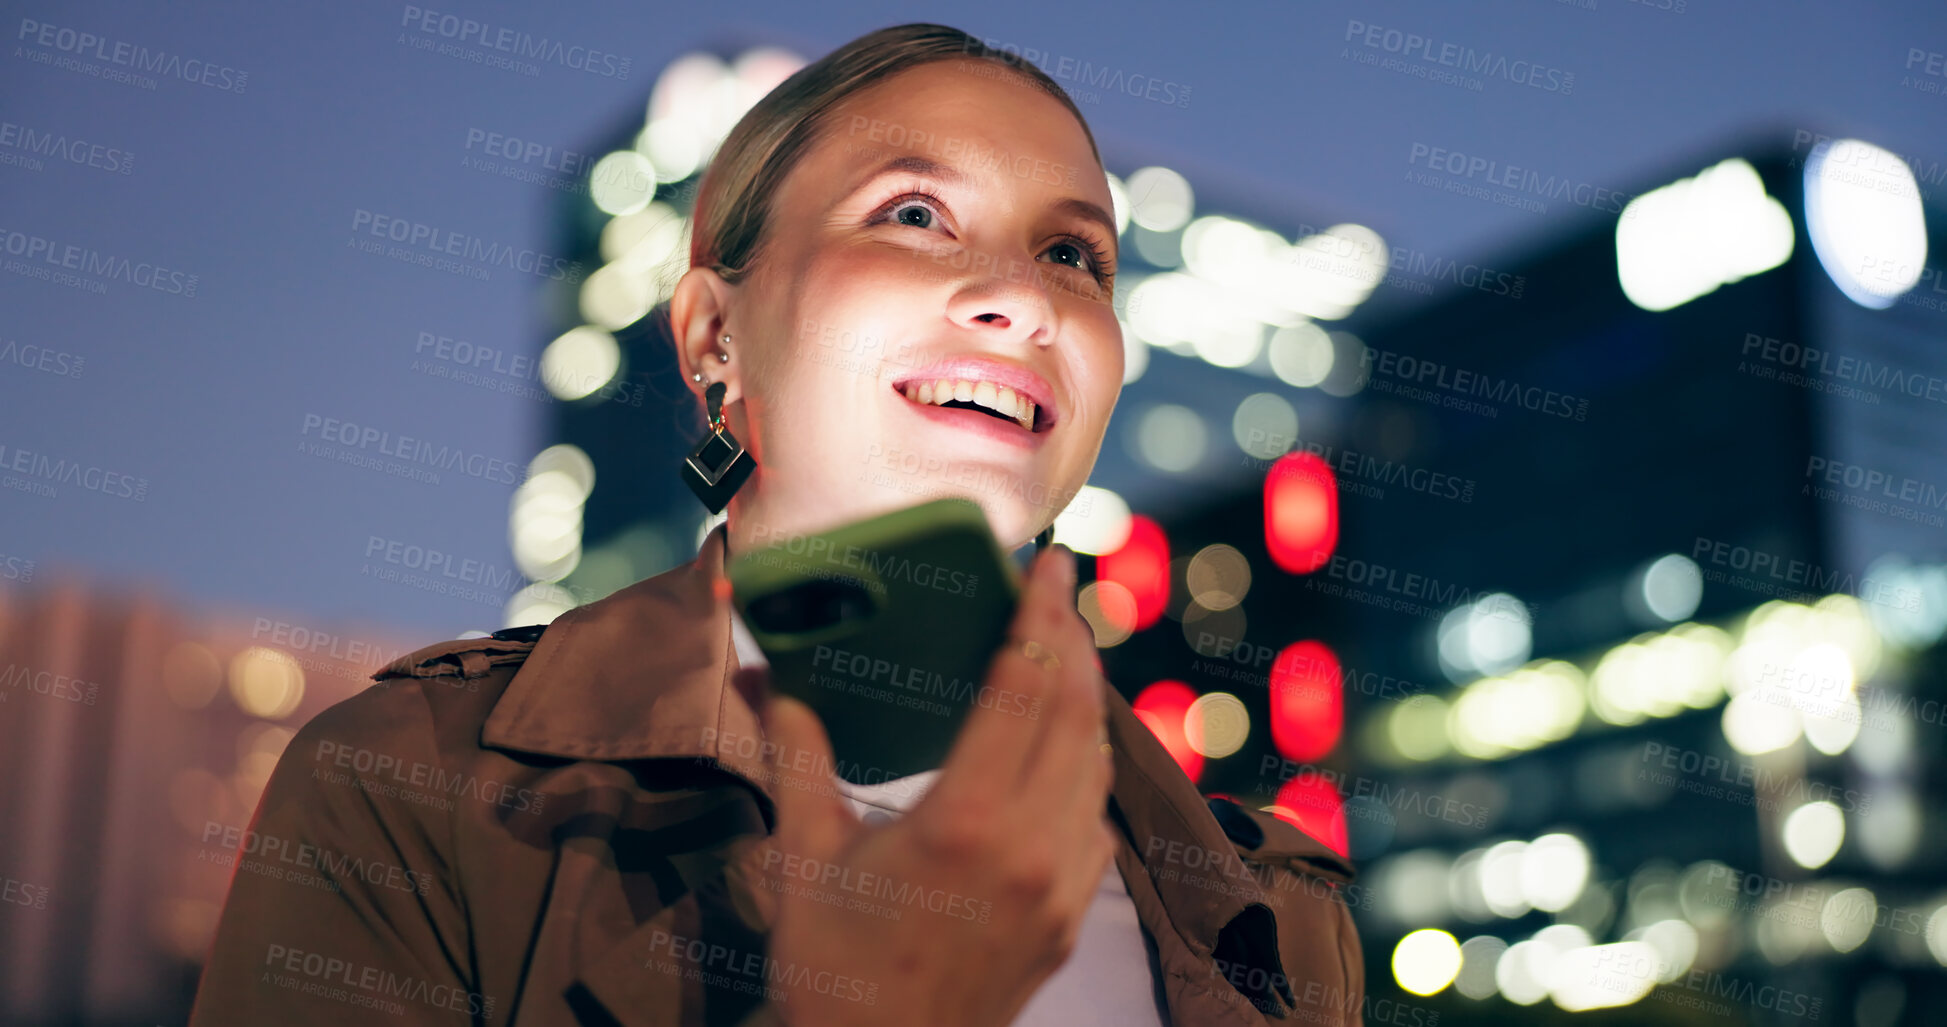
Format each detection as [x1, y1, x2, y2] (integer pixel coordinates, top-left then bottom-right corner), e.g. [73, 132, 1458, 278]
[725, 498, 1022, 783]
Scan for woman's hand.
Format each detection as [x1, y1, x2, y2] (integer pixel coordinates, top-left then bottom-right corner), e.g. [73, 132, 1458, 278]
[742, 543, 1118, 1027]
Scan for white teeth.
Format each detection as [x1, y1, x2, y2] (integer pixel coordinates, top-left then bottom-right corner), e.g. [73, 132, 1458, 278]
[900, 376, 1041, 431]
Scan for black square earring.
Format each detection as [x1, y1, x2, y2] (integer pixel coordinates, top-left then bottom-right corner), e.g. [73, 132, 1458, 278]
[681, 380, 753, 513]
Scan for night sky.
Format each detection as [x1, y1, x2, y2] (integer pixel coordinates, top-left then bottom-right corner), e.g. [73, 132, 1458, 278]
[3, 0, 1940, 640]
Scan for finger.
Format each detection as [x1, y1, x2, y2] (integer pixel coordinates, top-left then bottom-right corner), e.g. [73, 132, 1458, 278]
[1016, 662, 1117, 844]
[751, 676, 857, 861]
[933, 544, 1075, 799]
[1023, 676, 1116, 839]
[1019, 591, 1112, 805]
[999, 547, 1103, 807]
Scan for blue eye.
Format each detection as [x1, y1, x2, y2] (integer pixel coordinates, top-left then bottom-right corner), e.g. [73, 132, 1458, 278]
[891, 202, 935, 229]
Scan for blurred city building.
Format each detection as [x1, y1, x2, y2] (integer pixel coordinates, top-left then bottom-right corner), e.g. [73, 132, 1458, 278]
[0, 574, 424, 1023]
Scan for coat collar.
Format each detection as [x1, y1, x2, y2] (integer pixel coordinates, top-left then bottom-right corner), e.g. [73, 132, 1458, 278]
[481, 523, 1287, 974]
[481, 523, 755, 773]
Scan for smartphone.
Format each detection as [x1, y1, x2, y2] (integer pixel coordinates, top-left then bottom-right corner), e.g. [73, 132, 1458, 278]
[726, 498, 1022, 783]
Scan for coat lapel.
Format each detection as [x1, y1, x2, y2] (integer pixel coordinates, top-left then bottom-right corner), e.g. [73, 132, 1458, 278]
[569, 826, 779, 1027]
[1102, 683, 1301, 1023]
[480, 526, 777, 816]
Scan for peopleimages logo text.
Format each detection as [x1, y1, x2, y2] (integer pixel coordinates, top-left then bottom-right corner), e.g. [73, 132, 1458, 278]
[462, 129, 593, 176]
[399, 6, 631, 79]
[0, 228, 198, 295]
[349, 210, 580, 283]
[300, 414, 523, 485]
[1805, 457, 1947, 510]
[1743, 333, 1947, 405]
[0, 121, 133, 174]
[1408, 144, 1631, 215]
[1360, 344, 1589, 419]
[15, 18, 248, 92]
[0, 442, 149, 500]
[1346, 20, 1574, 93]
[963, 36, 1191, 108]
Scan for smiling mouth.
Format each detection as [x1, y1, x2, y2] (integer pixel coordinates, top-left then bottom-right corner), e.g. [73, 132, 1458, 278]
[895, 378, 1049, 433]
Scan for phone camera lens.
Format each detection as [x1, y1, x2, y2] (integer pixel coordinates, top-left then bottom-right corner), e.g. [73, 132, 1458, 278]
[747, 577, 875, 634]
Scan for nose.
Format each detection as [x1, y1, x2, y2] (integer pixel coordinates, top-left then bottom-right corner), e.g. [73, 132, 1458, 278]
[944, 254, 1059, 346]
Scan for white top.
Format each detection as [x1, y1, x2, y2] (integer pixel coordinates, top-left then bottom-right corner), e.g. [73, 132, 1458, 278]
[728, 611, 1171, 1026]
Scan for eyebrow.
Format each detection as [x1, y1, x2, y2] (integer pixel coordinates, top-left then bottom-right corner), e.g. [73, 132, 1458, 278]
[851, 154, 1120, 251]
[855, 153, 976, 190]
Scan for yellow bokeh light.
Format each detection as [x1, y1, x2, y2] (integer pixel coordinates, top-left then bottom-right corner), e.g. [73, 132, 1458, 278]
[1187, 543, 1252, 611]
[540, 325, 621, 402]
[1388, 695, 1452, 762]
[1077, 581, 1136, 648]
[162, 641, 223, 710]
[226, 647, 305, 720]
[1185, 692, 1250, 759]
[579, 261, 661, 330]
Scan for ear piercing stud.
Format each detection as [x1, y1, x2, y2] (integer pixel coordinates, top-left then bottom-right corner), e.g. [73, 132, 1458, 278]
[693, 333, 732, 382]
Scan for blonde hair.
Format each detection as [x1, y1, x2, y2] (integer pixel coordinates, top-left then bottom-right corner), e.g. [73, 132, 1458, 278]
[686, 23, 1102, 287]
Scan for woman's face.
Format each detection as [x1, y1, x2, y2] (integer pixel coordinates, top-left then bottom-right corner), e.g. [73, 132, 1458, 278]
[695, 58, 1123, 549]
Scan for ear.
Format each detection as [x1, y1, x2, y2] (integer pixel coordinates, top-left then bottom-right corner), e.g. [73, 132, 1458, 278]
[668, 265, 743, 409]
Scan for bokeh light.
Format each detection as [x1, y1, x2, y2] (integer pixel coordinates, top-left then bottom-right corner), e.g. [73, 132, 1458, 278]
[1269, 640, 1343, 762]
[1392, 929, 1463, 996]
[1098, 516, 1170, 630]
[1264, 452, 1338, 574]
[1133, 680, 1203, 781]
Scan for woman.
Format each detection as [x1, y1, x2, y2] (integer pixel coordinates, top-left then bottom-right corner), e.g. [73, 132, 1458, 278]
[190, 23, 1364, 1027]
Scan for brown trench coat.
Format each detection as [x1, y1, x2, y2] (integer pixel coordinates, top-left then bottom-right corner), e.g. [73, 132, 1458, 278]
[188, 526, 1365, 1026]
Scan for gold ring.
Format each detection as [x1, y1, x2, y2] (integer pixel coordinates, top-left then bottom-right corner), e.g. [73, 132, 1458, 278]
[1015, 637, 1062, 671]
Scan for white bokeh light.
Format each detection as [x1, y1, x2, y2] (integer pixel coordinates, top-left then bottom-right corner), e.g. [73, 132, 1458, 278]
[1125, 166, 1194, 232]
[1135, 404, 1207, 472]
[1636, 554, 1704, 622]
[1782, 801, 1845, 869]
[1522, 834, 1591, 913]
[1392, 930, 1463, 996]
[1804, 139, 1929, 309]
[1617, 158, 1794, 311]
[1052, 485, 1133, 556]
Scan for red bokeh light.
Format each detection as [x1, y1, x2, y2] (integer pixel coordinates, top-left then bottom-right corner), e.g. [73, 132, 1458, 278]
[1131, 679, 1202, 782]
[1264, 452, 1338, 574]
[1271, 773, 1349, 857]
[1268, 640, 1343, 762]
[1091, 579, 1139, 636]
[1098, 515, 1169, 630]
